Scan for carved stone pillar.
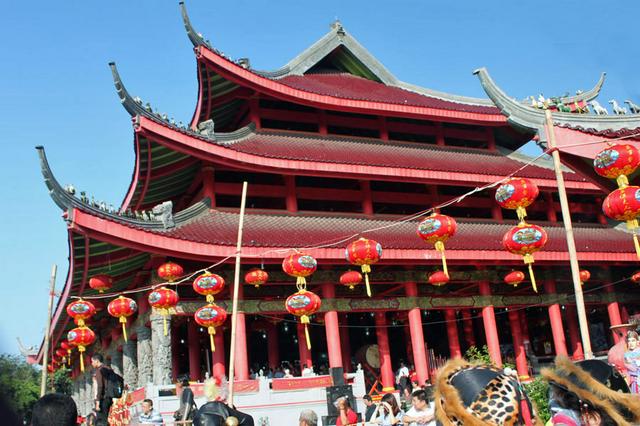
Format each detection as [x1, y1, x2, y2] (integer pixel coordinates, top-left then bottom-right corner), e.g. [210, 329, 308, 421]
[137, 325, 153, 386]
[84, 372, 93, 415]
[123, 338, 138, 389]
[77, 375, 86, 415]
[151, 312, 173, 385]
[110, 348, 123, 377]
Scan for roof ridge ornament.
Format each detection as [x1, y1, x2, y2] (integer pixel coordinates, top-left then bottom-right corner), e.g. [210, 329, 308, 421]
[179, 1, 212, 49]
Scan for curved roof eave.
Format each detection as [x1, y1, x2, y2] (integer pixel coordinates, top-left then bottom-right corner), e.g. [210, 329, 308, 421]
[474, 68, 640, 134]
[36, 145, 211, 229]
[70, 208, 638, 264]
[196, 46, 505, 124]
[134, 115, 598, 191]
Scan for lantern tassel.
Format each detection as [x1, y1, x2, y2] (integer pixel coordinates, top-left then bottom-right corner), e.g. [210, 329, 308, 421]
[163, 315, 168, 336]
[120, 317, 128, 342]
[527, 263, 538, 293]
[302, 315, 311, 350]
[516, 206, 527, 222]
[79, 347, 85, 372]
[209, 327, 216, 352]
[361, 265, 372, 297]
[206, 295, 214, 303]
[435, 241, 449, 278]
[634, 233, 640, 260]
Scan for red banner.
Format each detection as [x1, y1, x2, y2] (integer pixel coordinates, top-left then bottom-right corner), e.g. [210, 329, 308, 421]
[191, 380, 260, 397]
[129, 387, 146, 404]
[271, 375, 333, 391]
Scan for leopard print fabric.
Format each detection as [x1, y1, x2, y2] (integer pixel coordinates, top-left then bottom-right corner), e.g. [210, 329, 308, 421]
[444, 368, 523, 426]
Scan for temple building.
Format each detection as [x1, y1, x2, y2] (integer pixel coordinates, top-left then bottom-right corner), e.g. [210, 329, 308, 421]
[38, 3, 640, 411]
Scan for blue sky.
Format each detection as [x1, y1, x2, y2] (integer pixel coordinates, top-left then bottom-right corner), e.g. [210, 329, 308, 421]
[1, 1, 639, 355]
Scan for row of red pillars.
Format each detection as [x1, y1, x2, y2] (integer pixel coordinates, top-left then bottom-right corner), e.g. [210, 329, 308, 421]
[180, 280, 625, 387]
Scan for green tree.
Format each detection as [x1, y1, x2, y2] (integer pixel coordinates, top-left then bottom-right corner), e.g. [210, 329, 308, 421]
[524, 377, 551, 423]
[53, 366, 72, 395]
[0, 354, 40, 423]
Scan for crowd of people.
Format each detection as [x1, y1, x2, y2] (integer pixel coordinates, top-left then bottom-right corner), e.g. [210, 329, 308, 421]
[25, 332, 640, 426]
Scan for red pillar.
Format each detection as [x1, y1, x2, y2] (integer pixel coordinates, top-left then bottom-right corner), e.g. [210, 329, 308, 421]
[187, 320, 201, 381]
[212, 332, 226, 381]
[519, 310, 531, 346]
[201, 165, 216, 208]
[544, 280, 568, 356]
[233, 285, 249, 380]
[297, 322, 313, 368]
[406, 282, 428, 385]
[444, 309, 462, 359]
[461, 309, 476, 348]
[605, 284, 623, 343]
[340, 314, 352, 373]
[375, 312, 395, 391]
[360, 181, 374, 215]
[322, 283, 343, 369]
[508, 310, 529, 381]
[284, 175, 297, 213]
[479, 281, 502, 367]
[403, 325, 415, 365]
[266, 323, 280, 370]
[565, 305, 584, 361]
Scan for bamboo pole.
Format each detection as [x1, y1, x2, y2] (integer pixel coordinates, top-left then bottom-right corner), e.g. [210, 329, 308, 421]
[40, 264, 57, 397]
[228, 182, 248, 406]
[544, 110, 593, 359]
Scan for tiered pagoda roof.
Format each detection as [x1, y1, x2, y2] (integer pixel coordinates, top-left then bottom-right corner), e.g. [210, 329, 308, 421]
[37, 4, 630, 358]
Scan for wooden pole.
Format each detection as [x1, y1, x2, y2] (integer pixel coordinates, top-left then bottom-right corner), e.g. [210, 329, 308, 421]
[40, 264, 57, 397]
[544, 110, 593, 359]
[228, 182, 248, 406]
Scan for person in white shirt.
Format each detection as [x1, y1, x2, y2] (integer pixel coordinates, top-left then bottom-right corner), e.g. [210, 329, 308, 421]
[138, 399, 163, 424]
[402, 388, 435, 426]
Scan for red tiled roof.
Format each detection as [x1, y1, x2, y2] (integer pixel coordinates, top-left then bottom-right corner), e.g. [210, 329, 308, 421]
[225, 131, 587, 182]
[278, 73, 500, 115]
[157, 210, 631, 253]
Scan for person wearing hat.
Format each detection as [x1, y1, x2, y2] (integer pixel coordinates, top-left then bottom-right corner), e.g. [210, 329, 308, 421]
[542, 356, 640, 426]
[434, 359, 540, 425]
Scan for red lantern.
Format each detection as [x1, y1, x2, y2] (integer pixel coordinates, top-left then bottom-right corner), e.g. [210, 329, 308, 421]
[89, 274, 113, 293]
[285, 290, 321, 350]
[60, 340, 72, 365]
[157, 261, 184, 282]
[495, 178, 539, 222]
[503, 223, 548, 292]
[593, 144, 640, 187]
[67, 326, 96, 372]
[632, 271, 640, 284]
[417, 213, 457, 278]
[504, 270, 525, 288]
[193, 273, 225, 302]
[107, 296, 137, 342]
[602, 186, 640, 258]
[55, 348, 67, 365]
[579, 270, 591, 286]
[345, 238, 382, 297]
[194, 303, 227, 352]
[428, 270, 449, 287]
[340, 270, 363, 290]
[245, 268, 268, 289]
[282, 253, 317, 290]
[66, 299, 96, 327]
[148, 287, 179, 335]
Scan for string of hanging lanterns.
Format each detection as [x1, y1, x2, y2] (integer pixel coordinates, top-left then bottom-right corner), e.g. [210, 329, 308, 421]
[54, 136, 640, 373]
[594, 143, 640, 258]
[192, 272, 227, 352]
[496, 178, 547, 292]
